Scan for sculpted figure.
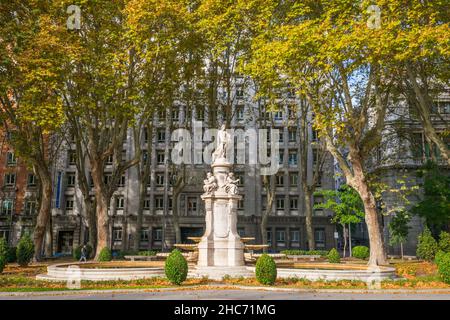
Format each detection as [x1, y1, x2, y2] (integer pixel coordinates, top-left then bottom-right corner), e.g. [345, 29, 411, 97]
[203, 172, 217, 194]
[225, 172, 240, 195]
[212, 124, 231, 162]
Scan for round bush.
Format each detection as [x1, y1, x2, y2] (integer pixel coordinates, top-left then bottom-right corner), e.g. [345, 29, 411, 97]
[73, 244, 93, 260]
[416, 228, 438, 261]
[438, 231, 450, 253]
[97, 247, 112, 262]
[16, 235, 35, 266]
[255, 254, 277, 285]
[327, 248, 341, 263]
[164, 249, 188, 285]
[437, 252, 450, 284]
[7, 247, 17, 263]
[352, 246, 370, 260]
[0, 238, 8, 273]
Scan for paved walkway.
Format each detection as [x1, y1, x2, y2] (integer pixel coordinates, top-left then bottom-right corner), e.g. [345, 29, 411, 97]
[1, 287, 450, 300]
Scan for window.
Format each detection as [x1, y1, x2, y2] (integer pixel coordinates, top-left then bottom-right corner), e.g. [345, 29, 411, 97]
[117, 175, 126, 187]
[237, 228, 245, 237]
[291, 229, 300, 242]
[187, 197, 197, 213]
[116, 197, 125, 209]
[441, 101, 450, 114]
[142, 150, 149, 164]
[274, 111, 283, 120]
[288, 128, 296, 142]
[312, 129, 319, 141]
[290, 173, 298, 186]
[68, 150, 76, 165]
[172, 109, 179, 121]
[312, 149, 319, 166]
[276, 174, 284, 186]
[156, 174, 164, 186]
[158, 110, 166, 121]
[157, 151, 165, 165]
[140, 228, 149, 242]
[143, 198, 151, 210]
[276, 197, 285, 210]
[113, 228, 123, 241]
[66, 172, 76, 187]
[314, 228, 326, 248]
[314, 196, 324, 211]
[168, 197, 173, 210]
[236, 105, 244, 120]
[279, 131, 284, 143]
[6, 152, 16, 165]
[288, 150, 298, 166]
[238, 199, 244, 209]
[196, 108, 205, 121]
[25, 201, 36, 215]
[106, 154, 113, 165]
[121, 150, 127, 163]
[1, 200, 13, 215]
[27, 174, 36, 187]
[266, 229, 272, 245]
[411, 132, 423, 160]
[290, 198, 298, 210]
[4, 173, 16, 187]
[155, 196, 164, 209]
[157, 130, 166, 143]
[153, 228, 162, 241]
[65, 197, 74, 210]
[276, 229, 286, 243]
[278, 151, 284, 165]
[103, 173, 112, 185]
[236, 87, 244, 98]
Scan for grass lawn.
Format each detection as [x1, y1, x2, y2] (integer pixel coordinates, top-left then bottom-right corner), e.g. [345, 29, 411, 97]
[0, 259, 448, 292]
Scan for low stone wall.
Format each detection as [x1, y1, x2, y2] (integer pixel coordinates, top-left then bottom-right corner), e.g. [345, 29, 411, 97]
[36, 262, 165, 281]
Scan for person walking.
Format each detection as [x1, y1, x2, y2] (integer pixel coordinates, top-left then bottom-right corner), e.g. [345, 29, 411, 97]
[79, 245, 87, 262]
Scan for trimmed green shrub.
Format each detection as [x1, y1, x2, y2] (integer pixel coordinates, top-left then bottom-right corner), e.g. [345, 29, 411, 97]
[255, 254, 277, 285]
[139, 250, 157, 256]
[73, 244, 93, 260]
[437, 252, 450, 284]
[17, 235, 34, 266]
[164, 249, 188, 285]
[7, 247, 17, 263]
[98, 247, 112, 262]
[435, 250, 446, 266]
[438, 231, 450, 253]
[416, 228, 438, 261]
[327, 248, 341, 263]
[280, 250, 328, 257]
[352, 246, 370, 260]
[0, 238, 8, 273]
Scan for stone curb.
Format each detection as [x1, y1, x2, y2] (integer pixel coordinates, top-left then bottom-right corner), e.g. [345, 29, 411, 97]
[1, 284, 450, 297]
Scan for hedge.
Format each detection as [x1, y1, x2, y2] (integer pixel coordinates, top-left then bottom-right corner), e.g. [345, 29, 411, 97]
[352, 246, 370, 260]
[255, 254, 277, 285]
[164, 249, 188, 285]
[327, 248, 341, 263]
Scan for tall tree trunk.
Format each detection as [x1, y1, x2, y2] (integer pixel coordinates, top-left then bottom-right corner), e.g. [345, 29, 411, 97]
[44, 215, 53, 257]
[350, 161, 388, 266]
[172, 190, 182, 244]
[342, 223, 347, 258]
[33, 165, 52, 261]
[303, 188, 315, 250]
[91, 162, 110, 259]
[134, 174, 146, 251]
[84, 196, 97, 256]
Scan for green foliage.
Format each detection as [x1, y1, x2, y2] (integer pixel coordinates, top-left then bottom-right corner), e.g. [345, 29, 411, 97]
[352, 246, 370, 260]
[436, 252, 450, 284]
[435, 250, 446, 266]
[314, 185, 365, 225]
[389, 210, 411, 246]
[327, 248, 341, 263]
[438, 232, 450, 253]
[98, 247, 112, 262]
[255, 254, 277, 285]
[416, 228, 438, 261]
[139, 250, 157, 256]
[73, 244, 93, 260]
[0, 238, 8, 273]
[280, 250, 328, 257]
[7, 247, 16, 263]
[16, 235, 34, 267]
[164, 249, 188, 285]
[412, 162, 450, 228]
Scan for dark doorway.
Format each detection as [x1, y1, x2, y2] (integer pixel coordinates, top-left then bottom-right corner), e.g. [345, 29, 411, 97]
[57, 231, 74, 254]
[180, 227, 203, 243]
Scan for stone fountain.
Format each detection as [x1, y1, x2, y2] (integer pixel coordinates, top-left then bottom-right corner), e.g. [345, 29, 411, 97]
[193, 125, 253, 279]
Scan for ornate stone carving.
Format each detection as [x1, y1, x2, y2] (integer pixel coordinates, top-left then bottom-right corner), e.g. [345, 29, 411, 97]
[212, 124, 231, 162]
[225, 172, 239, 195]
[203, 172, 217, 194]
